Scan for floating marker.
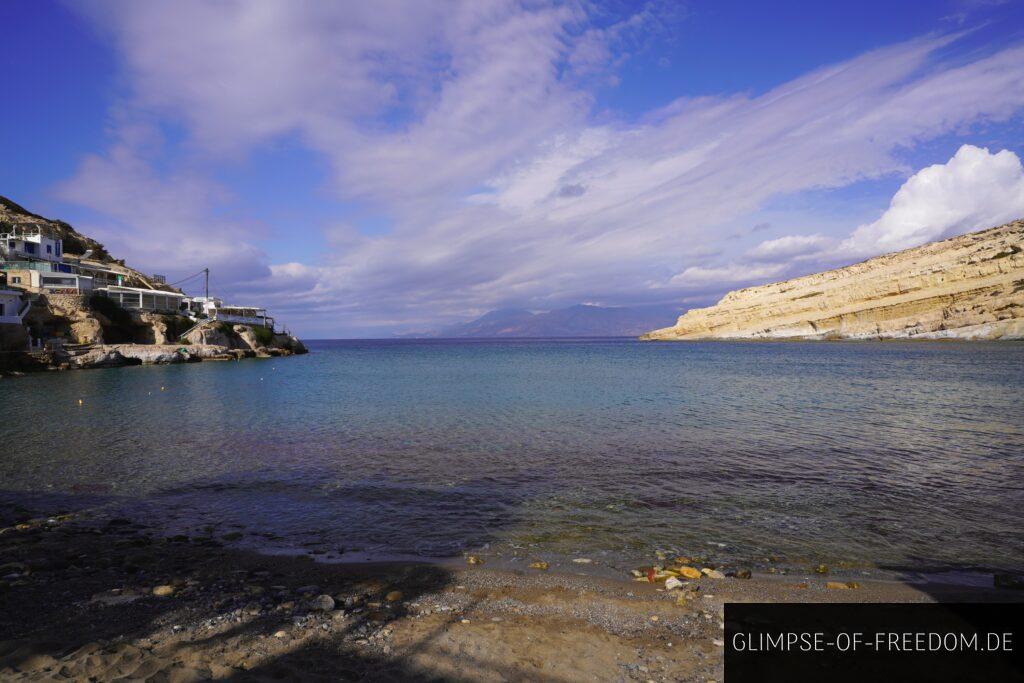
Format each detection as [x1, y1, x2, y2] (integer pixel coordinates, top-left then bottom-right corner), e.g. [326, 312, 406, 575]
[77, 399, 83, 405]
[161, 386, 166, 391]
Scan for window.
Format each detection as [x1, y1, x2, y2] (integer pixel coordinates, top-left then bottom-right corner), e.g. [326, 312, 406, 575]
[0, 303, 5, 316]
[55, 241, 62, 256]
[24, 243, 36, 254]
[46, 244, 52, 254]
[11, 276, 21, 284]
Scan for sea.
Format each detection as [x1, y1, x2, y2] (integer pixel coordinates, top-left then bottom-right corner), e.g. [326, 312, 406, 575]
[2, 338, 1022, 582]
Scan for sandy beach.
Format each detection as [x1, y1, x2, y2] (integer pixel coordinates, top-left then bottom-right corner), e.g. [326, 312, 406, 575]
[2, 505, 1020, 683]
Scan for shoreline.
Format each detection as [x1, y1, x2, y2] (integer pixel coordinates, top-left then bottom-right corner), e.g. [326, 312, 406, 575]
[2, 509, 1020, 681]
[0, 340, 307, 377]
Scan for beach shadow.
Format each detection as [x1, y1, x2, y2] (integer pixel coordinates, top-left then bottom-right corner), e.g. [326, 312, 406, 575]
[0, 483, 559, 681]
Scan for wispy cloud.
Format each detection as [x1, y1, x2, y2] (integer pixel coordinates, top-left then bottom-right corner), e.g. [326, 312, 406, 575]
[58, 2, 1024, 334]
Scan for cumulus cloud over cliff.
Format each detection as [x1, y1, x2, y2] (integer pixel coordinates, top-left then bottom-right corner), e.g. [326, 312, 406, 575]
[842, 145, 1024, 256]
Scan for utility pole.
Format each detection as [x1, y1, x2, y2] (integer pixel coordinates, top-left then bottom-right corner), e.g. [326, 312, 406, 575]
[204, 268, 209, 301]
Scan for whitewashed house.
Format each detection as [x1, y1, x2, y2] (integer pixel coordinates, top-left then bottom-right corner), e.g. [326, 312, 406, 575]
[185, 296, 274, 329]
[0, 227, 63, 262]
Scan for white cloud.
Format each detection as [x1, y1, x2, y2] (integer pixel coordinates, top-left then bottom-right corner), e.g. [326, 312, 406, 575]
[746, 234, 832, 261]
[55, 3, 1024, 334]
[670, 263, 788, 288]
[842, 144, 1024, 256]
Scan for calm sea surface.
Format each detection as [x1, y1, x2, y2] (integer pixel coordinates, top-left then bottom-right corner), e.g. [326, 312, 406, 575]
[2, 339, 1022, 579]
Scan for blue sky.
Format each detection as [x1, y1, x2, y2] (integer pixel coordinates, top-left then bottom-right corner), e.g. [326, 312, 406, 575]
[3, 0, 1024, 337]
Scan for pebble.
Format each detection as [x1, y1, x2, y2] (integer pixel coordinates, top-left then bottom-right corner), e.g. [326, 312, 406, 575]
[677, 566, 702, 580]
[702, 569, 725, 580]
[572, 558, 592, 564]
[664, 577, 683, 590]
[152, 585, 175, 597]
[310, 594, 336, 611]
[385, 590, 403, 602]
[465, 556, 484, 565]
[273, 630, 289, 639]
[826, 581, 860, 590]
[528, 561, 549, 570]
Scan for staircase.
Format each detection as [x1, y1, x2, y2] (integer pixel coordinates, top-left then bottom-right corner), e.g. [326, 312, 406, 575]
[179, 318, 213, 342]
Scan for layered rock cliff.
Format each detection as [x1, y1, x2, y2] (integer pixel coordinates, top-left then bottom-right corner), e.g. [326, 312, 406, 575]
[642, 219, 1024, 341]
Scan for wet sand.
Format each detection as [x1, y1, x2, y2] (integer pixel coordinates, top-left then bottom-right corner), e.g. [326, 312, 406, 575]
[1, 510, 1021, 682]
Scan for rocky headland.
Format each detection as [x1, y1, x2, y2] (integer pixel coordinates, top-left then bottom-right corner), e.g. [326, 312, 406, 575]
[0, 197, 305, 373]
[643, 219, 1024, 341]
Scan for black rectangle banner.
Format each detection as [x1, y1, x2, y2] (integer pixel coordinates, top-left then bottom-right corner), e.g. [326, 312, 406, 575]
[725, 603, 1022, 682]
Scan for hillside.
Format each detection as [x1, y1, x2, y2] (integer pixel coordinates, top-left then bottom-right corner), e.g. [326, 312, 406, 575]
[642, 219, 1024, 341]
[0, 195, 182, 293]
[420, 304, 683, 338]
[0, 196, 112, 262]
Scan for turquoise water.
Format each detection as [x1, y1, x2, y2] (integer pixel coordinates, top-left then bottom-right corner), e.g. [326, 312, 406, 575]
[2, 338, 1022, 577]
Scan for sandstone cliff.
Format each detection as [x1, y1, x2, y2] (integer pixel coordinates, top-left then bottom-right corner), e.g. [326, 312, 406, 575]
[642, 219, 1024, 341]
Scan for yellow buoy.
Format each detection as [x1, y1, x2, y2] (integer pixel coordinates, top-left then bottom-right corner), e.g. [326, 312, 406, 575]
[77, 399, 83, 405]
[161, 386, 165, 391]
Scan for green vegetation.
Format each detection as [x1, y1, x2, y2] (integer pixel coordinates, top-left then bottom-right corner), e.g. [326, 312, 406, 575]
[162, 315, 193, 340]
[88, 293, 132, 327]
[251, 325, 275, 346]
[989, 245, 1022, 260]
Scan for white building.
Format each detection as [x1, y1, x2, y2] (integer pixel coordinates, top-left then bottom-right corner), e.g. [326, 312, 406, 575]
[185, 296, 274, 329]
[0, 267, 93, 293]
[96, 285, 187, 313]
[0, 227, 63, 262]
[0, 289, 29, 324]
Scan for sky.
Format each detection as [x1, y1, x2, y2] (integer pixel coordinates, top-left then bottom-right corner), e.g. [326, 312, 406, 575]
[3, 0, 1024, 337]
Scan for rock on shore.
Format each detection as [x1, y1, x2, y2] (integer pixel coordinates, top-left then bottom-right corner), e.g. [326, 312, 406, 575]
[65, 336, 305, 370]
[643, 219, 1024, 341]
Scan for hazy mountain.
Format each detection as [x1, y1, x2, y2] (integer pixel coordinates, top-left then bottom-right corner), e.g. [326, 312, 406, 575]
[412, 304, 684, 338]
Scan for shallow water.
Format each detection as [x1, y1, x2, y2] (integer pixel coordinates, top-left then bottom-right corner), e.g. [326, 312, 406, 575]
[2, 338, 1023, 577]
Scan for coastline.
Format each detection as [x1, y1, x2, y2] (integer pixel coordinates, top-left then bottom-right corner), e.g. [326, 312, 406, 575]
[3, 508, 1020, 681]
[0, 337, 307, 377]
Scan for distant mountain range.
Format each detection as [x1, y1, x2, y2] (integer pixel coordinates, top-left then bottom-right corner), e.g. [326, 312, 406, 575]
[406, 304, 683, 338]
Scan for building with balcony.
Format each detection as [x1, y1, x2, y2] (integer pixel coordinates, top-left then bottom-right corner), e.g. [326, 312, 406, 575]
[95, 285, 187, 313]
[185, 296, 274, 329]
[0, 227, 63, 262]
